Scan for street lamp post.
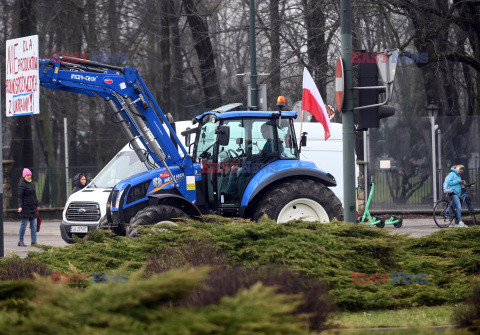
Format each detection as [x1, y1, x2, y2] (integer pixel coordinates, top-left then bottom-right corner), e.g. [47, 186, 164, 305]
[426, 100, 439, 205]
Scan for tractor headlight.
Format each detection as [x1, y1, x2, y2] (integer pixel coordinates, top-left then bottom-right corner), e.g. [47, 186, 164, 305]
[126, 180, 151, 204]
[115, 189, 124, 209]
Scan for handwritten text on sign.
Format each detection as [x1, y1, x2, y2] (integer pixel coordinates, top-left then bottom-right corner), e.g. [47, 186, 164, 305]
[5, 35, 40, 117]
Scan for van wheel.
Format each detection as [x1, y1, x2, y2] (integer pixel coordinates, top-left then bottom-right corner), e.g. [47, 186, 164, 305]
[253, 179, 343, 223]
[127, 205, 187, 237]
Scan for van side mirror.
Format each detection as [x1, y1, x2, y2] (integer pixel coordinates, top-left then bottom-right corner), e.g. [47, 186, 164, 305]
[301, 132, 307, 146]
[217, 125, 230, 146]
[185, 133, 191, 147]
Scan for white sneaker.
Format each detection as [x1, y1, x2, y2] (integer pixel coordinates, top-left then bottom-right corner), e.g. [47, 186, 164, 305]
[450, 222, 459, 228]
[458, 221, 467, 227]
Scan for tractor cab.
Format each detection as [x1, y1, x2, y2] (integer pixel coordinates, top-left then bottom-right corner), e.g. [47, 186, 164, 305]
[191, 110, 299, 214]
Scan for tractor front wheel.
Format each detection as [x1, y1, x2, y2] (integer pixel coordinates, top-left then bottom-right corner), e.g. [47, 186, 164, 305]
[98, 215, 126, 236]
[127, 205, 187, 237]
[253, 179, 343, 223]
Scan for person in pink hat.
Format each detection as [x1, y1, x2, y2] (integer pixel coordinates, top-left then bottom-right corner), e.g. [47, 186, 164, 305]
[17, 168, 40, 247]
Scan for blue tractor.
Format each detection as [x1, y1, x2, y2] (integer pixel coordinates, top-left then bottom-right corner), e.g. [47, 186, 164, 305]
[39, 55, 343, 237]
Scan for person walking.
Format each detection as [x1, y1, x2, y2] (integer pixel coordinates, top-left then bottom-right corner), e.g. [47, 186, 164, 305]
[17, 168, 40, 246]
[72, 173, 87, 193]
[443, 164, 467, 227]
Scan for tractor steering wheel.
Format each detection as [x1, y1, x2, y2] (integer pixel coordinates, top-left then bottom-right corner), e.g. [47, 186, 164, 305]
[219, 149, 243, 177]
[228, 149, 240, 159]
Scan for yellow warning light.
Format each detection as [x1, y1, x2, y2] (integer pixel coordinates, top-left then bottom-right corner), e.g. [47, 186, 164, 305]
[277, 96, 286, 105]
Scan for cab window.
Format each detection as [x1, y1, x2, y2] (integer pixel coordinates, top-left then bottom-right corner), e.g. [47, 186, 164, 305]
[195, 120, 217, 162]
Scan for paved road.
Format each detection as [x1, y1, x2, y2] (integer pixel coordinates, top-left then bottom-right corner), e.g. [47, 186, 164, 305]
[2, 219, 67, 258]
[381, 218, 444, 237]
[0, 217, 462, 258]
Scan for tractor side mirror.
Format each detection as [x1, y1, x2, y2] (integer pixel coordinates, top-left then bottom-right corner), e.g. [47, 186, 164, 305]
[301, 132, 307, 146]
[217, 125, 230, 146]
[181, 127, 197, 148]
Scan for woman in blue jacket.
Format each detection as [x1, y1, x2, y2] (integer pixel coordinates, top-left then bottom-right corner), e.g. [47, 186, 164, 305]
[443, 164, 466, 227]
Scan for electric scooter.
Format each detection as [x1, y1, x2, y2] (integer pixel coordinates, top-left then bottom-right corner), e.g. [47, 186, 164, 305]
[358, 181, 403, 228]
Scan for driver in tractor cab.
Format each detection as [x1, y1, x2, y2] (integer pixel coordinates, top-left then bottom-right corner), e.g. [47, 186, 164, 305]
[258, 122, 284, 159]
[227, 122, 285, 198]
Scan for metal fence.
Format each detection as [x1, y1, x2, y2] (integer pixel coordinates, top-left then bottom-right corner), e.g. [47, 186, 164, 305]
[369, 168, 480, 210]
[367, 115, 480, 210]
[8, 166, 102, 209]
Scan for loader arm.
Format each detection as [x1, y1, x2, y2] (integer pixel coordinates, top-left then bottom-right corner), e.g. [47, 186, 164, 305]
[38, 54, 191, 184]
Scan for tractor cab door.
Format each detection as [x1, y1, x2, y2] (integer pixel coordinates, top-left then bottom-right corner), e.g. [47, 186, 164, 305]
[216, 119, 247, 207]
[195, 118, 218, 208]
[216, 118, 281, 209]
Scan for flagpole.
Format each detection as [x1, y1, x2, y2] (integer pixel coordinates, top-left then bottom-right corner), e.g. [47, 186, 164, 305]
[299, 108, 304, 152]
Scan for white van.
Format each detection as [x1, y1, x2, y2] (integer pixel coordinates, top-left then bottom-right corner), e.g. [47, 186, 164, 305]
[61, 120, 349, 242]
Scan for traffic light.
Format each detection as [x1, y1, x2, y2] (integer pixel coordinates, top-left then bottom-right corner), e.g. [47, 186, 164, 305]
[355, 50, 395, 130]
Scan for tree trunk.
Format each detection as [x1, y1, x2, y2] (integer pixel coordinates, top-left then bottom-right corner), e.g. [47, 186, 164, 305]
[170, 1, 184, 119]
[268, 0, 281, 106]
[304, 0, 327, 99]
[160, 0, 171, 113]
[11, 0, 36, 169]
[183, 0, 222, 108]
[36, 95, 56, 204]
[85, 0, 101, 165]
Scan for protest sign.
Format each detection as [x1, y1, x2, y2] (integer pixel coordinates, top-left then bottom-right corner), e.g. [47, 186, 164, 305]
[5, 35, 39, 117]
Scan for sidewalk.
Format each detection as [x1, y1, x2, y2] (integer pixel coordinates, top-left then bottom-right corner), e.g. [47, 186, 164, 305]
[2, 219, 67, 258]
[383, 218, 443, 237]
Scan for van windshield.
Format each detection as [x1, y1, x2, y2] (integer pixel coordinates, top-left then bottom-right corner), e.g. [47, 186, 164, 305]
[88, 151, 149, 188]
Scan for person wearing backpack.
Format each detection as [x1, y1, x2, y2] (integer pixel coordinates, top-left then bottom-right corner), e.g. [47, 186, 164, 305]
[443, 164, 467, 227]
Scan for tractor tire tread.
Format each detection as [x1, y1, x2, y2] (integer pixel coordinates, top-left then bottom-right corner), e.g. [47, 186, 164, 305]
[253, 178, 343, 222]
[127, 205, 187, 238]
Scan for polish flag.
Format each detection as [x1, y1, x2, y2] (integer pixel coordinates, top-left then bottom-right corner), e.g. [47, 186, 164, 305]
[302, 67, 331, 140]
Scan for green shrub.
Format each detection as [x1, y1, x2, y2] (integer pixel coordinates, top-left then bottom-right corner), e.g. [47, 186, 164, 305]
[0, 268, 308, 334]
[22, 218, 480, 312]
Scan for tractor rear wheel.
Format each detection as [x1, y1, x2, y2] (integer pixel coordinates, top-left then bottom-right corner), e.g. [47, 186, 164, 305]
[253, 179, 343, 223]
[126, 205, 187, 237]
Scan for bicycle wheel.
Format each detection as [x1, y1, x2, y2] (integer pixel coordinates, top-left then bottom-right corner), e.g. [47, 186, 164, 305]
[433, 200, 453, 228]
[465, 198, 477, 226]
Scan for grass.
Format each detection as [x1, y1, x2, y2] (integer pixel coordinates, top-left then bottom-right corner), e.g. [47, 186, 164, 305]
[324, 328, 467, 335]
[335, 305, 455, 328]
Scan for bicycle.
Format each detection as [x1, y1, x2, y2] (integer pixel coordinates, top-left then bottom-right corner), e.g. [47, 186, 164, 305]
[433, 183, 477, 228]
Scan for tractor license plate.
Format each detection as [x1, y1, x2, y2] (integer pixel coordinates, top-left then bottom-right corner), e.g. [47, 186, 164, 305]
[70, 226, 88, 233]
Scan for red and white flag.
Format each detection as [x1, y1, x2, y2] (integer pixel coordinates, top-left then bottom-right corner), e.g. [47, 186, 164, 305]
[302, 67, 331, 140]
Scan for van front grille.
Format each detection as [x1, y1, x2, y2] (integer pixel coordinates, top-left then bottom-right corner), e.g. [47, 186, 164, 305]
[66, 202, 101, 222]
